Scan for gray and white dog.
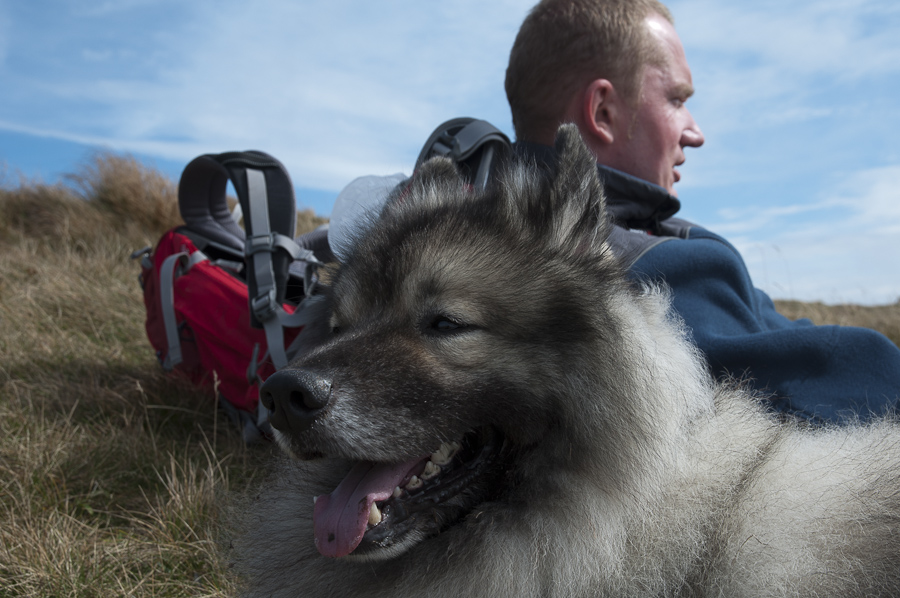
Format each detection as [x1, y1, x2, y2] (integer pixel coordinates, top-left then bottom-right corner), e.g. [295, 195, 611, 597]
[233, 125, 900, 597]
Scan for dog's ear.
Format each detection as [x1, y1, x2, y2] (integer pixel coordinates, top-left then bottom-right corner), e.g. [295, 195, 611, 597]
[382, 156, 466, 219]
[539, 124, 611, 258]
[411, 155, 465, 194]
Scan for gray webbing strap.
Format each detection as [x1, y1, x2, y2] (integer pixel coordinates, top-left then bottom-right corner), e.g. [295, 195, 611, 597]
[244, 169, 324, 370]
[188, 250, 208, 269]
[159, 252, 187, 370]
[246, 232, 318, 264]
[282, 295, 330, 360]
[262, 317, 288, 370]
[246, 168, 277, 316]
[245, 168, 290, 369]
[159, 249, 209, 370]
[279, 294, 329, 329]
[244, 292, 327, 382]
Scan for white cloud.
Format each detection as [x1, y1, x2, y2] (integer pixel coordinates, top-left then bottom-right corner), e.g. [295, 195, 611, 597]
[670, 0, 900, 152]
[69, 0, 178, 18]
[719, 165, 900, 304]
[674, 0, 900, 79]
[1, 0, 531, 191]
[709, 200, 845, 236]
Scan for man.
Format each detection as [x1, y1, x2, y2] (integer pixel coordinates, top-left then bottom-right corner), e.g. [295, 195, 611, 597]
[505, 0, 900, 423]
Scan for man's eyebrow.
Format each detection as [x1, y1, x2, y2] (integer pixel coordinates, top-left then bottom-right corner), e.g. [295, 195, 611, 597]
[673, 82, 695, 99]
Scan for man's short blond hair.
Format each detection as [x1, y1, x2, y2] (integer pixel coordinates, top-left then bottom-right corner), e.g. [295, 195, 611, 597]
[505, 0, 674, 143]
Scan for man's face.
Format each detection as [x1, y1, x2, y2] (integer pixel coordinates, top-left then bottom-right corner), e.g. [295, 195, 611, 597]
[606, 14, 704, 196]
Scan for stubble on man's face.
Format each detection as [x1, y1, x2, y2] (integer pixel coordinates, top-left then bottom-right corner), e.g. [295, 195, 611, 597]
[608, 14, 705, 196]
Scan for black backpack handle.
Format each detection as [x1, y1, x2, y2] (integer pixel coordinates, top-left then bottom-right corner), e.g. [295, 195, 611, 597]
[415, 118, 511, 192]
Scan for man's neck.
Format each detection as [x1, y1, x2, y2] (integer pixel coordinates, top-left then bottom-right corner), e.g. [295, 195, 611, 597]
[513, 141, 681, 230]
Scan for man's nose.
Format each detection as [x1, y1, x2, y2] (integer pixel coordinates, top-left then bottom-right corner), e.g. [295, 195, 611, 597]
[682, 111, 704, 148]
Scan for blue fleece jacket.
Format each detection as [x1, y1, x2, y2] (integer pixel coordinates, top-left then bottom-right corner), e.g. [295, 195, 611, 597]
[631, 225, 900, 422]
[595, 164, 900, 423]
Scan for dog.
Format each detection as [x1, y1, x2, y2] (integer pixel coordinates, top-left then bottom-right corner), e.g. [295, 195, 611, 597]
[232, 125, 900, 597]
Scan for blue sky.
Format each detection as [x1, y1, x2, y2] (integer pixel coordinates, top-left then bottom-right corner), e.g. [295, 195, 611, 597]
[1, 0, 898, 304]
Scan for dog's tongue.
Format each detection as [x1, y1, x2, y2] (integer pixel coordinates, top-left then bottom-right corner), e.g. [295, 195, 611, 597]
[313, 457, 426, 558]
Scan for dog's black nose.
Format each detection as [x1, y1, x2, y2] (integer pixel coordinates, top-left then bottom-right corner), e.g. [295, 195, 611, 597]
[260, 368, 332, 433]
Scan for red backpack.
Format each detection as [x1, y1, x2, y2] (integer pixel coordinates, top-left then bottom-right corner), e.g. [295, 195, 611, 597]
[133, 151, 331, 442]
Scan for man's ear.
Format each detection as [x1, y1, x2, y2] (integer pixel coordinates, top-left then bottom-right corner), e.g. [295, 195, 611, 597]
[580, 79, 619, 146]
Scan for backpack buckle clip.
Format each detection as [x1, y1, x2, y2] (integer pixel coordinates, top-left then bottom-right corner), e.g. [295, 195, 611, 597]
[245, 233, 276, 256]
[250, 288, 278, 322]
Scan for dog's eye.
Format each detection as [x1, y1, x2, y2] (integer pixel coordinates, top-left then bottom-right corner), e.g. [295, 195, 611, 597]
[329, 315, 342, 335]
[430, 316, 465, 333]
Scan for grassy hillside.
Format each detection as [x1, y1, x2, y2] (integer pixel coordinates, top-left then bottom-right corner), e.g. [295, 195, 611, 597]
[0, 154, 896, 596]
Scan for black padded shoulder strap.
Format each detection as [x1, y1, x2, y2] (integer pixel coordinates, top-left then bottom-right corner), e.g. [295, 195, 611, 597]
[178, 154, 247, 253]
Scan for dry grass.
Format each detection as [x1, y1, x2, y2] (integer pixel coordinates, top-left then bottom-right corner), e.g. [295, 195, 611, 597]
[0, 154, 298, 597]
[0, 152, 896, 596]
[774, 300, 900, 348]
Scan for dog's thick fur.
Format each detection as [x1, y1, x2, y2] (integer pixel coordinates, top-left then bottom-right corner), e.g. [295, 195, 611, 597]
[233, 126, 900, 597]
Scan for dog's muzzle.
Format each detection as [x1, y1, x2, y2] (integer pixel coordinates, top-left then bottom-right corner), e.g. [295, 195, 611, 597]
[260, 368, 332, 433]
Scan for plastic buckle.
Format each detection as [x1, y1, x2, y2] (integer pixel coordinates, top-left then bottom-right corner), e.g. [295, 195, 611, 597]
[250, 288, 278, 321]
[245, 233, 276, 257]
[130, 245, 152, 260]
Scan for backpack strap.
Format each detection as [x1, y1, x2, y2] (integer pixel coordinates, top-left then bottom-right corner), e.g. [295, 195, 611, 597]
[415, 118, 511, 191]
[179, 150, 322, 370]
[158, 249, 209, 370]
[178, 155, 247, 254]
[224, 151, 323, 369]
[295, 225, 334, 264]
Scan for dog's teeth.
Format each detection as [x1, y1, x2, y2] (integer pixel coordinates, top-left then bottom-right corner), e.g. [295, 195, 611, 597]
[313, 495, 319, 505]
[421, 460, 440, 480]
[368, 502, 382, 526]
[406, 475, 423, 490]
[431, 449, 450, 465]
[392, 486, 403, 499]
[431, 440, 462, 466]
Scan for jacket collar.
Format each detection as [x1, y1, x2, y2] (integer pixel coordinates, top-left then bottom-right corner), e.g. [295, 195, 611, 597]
[513, 141, 681, 231]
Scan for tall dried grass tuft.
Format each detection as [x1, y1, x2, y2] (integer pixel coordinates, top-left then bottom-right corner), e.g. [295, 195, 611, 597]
[0, 153, 181, 254]
[0, 181, 106, 247]
[68, 153, 182, 243]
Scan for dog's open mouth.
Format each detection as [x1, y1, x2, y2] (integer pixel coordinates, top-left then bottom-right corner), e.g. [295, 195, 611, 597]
[312, 427, 502, 559]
